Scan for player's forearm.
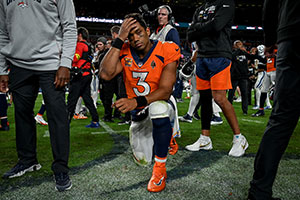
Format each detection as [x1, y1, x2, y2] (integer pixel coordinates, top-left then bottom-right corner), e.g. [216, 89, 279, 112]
[99, 48, 121, 80]
[145, 86, 173, 105]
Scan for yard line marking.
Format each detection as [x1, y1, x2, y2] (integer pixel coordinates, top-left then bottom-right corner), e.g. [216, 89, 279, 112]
[241, 119, 264, 124]
[91, 130, 128, 135]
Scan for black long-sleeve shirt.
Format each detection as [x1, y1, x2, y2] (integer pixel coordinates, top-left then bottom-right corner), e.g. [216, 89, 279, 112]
[187, 0, 234, 60]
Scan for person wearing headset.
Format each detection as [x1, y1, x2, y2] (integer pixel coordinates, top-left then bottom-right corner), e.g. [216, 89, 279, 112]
[150, 5, 181, 155]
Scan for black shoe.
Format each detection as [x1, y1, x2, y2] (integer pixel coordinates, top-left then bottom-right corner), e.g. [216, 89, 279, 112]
[252, 110, 265, 117]
[118, 119, 131, 125]
[247, 193, 281, 200]
[2, 162, 41, 179]
[193, 112, 200, 120]
[54, 173, 72, 192]
[102, 117, 114, 122]
[179, 113, 192, 123]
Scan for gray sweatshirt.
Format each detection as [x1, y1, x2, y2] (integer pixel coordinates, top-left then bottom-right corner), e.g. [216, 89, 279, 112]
[0, 0, 77, 75]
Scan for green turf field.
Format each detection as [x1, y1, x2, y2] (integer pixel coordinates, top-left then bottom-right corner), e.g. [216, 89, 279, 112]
[0, 93, 299, 199]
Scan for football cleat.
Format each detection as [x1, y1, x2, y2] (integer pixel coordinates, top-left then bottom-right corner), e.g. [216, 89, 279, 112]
[73, 113, 88, 120]
[228, 134, 249, 157]
[85, 121, 100, 128]
[3, 162, 41, 179]
[211, 115, 223, 125]
[179, 113, 192, 123]
[252, 110, 265, 117]
[193, 112, 200, 120]
[35, 114, 48, 125]
[54, 173, 72, 192]
[185, 135, 213, 151]
[168, 136, 178, 155]
[147, 162, 167, 192]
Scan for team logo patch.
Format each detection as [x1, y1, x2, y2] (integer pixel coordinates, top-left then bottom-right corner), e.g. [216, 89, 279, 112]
[124, 57, 133, 67]
[151, 61, 156, 69]
[18, 1, 29, 8]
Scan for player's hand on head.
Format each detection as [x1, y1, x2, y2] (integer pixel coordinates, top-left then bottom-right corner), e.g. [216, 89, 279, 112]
[119, 17, 137, 41]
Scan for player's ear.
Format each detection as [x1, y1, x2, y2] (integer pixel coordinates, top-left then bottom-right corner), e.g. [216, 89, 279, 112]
[146, 27, 151, 36]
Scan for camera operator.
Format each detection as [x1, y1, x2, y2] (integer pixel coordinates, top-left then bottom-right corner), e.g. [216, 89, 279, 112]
[149, 5, 181, 154]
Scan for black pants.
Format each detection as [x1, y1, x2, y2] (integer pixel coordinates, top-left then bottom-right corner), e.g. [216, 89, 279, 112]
[67, 74, 99, 122]
[249, 40, 300, 199]
[99, 74, 121, 120]
[228, 78, 248, 114]
[9, 66, 70, 173]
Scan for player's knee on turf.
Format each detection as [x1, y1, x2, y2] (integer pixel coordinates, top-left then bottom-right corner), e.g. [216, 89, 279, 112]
[129, 117, 153, 166]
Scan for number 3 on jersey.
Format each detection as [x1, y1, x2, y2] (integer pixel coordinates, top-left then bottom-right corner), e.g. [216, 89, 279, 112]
[132, 72, 150, 96]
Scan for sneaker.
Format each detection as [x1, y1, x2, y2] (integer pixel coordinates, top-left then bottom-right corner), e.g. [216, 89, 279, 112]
[233, 97, 242, 102]
[147, 162, 167, 192]
[211, 115, 223, 125]
[35, 115, 48, 125]
[85, 121, 100, 128]
[73, 113, 88, 120]
[228, 134, 249, 157]
[118, 119, 131, 125]
[2, 162, 42, 179]
[264, 105, 272, 110]
[179, 113, 192, 123]
[252, 106, 259, 110]
[185, 135, 213, 151]
[54, 173, 72, 192]
[193, 112, 200, 120]
[252, 110, 265, 117]
[168, 136, 178, 155]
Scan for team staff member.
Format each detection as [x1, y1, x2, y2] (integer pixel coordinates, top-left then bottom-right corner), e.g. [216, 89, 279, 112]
[67, 27, 100, 128]
[186, 0, 249, 156]
[248, 0, 300, 199]
[100, 13, 180, 192]
[0, 0, 77, 191]
[150, 5, 181, 153]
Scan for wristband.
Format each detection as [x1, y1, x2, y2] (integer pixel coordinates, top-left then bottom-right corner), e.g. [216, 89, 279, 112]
[112, 37, 124, 50]
[134, 96, 148, 108]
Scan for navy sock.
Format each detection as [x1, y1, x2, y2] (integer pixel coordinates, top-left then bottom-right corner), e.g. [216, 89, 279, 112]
[38, 104, 46, 115]
[152, 117, 172, 158]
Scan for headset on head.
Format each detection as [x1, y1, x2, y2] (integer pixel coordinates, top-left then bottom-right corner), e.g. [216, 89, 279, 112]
[158, 5, 175, 25]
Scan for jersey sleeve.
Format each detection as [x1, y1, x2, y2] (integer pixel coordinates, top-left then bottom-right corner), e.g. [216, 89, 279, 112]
[163, 42, 181, 66]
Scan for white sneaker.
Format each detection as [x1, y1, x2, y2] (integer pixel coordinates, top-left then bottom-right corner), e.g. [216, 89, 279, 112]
[228, 134, 249, 157]
[185, 135, 213, 151]
[35, 115, 48, 126]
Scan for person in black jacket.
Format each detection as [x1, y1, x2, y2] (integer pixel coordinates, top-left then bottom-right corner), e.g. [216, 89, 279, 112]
[248, 1, 300, 200]
[186, 0, 248, 157]
[228, 40, 260, 115]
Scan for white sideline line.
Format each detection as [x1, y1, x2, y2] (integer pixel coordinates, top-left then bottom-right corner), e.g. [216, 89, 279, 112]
[241, 119, 264, 124]
[43, 120, 127, 137]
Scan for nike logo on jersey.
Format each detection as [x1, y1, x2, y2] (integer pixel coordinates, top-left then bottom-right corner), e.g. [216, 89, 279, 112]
[175, 48, 179, 51]
[154, 176, 165, 186]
